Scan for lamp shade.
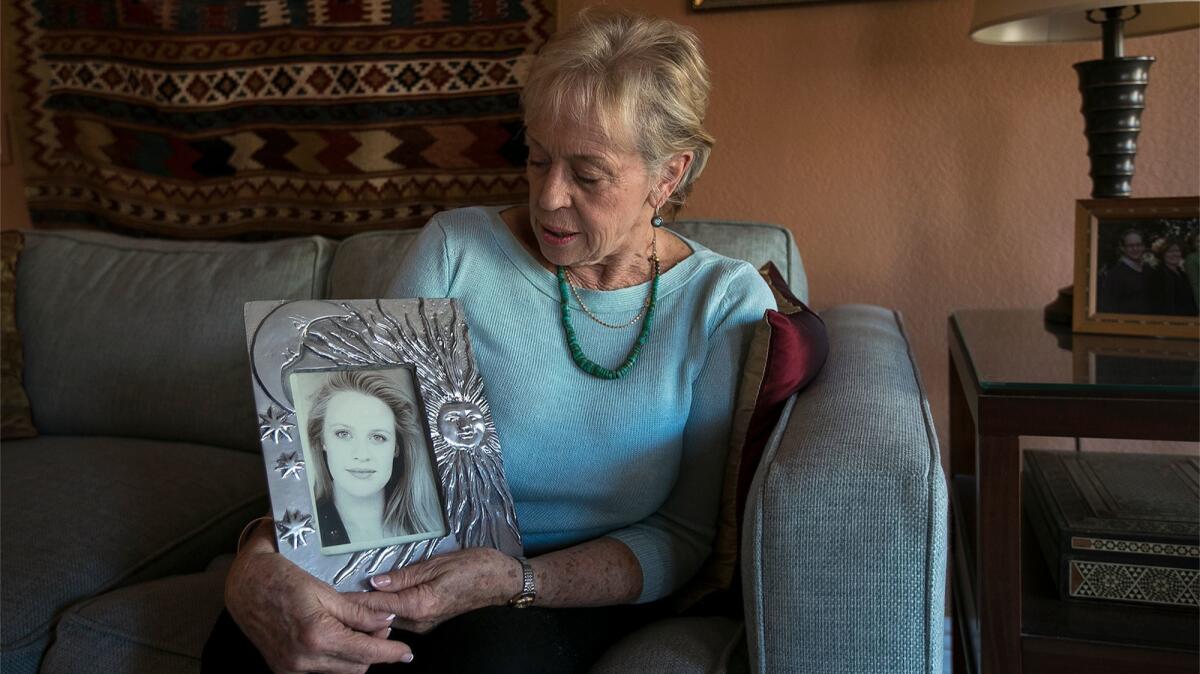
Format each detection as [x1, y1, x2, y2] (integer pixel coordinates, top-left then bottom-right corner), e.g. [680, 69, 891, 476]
[971, 0, 1199, 44]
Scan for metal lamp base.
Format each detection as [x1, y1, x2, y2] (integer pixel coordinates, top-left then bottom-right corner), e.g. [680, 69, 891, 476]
[1074, 55, 1154, 198]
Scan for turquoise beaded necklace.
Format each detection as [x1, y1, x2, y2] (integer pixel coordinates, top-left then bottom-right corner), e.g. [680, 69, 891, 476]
[556, 236, 660, 380]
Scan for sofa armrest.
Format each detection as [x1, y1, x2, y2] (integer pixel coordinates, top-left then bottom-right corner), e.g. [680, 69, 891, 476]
[741, 304, 947, 674]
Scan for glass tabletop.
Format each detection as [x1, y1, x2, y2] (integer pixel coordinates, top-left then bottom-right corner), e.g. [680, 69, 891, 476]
[952, 309, 1200, 395]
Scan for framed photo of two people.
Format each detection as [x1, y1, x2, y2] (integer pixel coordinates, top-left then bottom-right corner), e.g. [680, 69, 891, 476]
[1073, 197, 1200, 339]
[244, 299, 522, 591]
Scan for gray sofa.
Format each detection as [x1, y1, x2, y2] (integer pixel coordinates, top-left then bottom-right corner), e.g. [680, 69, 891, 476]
[1, 221, 946, 673]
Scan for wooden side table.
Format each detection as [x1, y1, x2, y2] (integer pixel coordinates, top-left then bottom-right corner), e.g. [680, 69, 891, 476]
[947, 309, 1199, 674]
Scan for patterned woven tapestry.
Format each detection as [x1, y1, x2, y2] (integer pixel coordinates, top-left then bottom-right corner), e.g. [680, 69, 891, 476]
[6, 0, 554, 238]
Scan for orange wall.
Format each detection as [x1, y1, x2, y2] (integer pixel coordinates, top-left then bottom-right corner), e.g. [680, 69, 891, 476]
[561, 0, 1200, 454]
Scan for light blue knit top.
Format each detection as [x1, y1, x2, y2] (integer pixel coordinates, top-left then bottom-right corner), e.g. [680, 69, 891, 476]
[387, 206, 775, 602]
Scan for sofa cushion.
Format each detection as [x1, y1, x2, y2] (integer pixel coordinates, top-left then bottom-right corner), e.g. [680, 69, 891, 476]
[0, 640, 45, 674]
[1, 231, 36, 439]
[0, 436, 266, 670]
[328, 220, 807, 303]
[16, 231, 334, 452]
[590, 616, 747, 674]
[40, 556, 234, 674]
[328, 229, 422, 299]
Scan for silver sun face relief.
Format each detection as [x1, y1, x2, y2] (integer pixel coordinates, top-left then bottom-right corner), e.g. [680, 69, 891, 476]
[245, 299, 522, 591]
[437, 401, 487, 450]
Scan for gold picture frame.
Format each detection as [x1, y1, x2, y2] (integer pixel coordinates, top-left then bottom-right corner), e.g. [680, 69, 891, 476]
[1072, 197, 1200, 339]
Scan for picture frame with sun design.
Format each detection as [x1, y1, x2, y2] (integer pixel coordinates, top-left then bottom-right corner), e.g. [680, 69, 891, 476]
[244, 299, 522, 591]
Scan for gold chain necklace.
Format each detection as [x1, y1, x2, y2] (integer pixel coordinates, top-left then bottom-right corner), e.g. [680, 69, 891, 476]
[562, 231, 658, 330]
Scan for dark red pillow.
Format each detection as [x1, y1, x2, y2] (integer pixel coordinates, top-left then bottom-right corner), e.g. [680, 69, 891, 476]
[735, 262, 828, 519]
[677, 261, 828, 610]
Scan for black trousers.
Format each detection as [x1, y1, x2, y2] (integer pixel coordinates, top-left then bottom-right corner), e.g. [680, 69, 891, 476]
[202, 601, 665, 674]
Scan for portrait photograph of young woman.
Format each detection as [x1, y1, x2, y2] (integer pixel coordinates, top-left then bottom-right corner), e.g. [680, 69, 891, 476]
[290, 367, 447, 555]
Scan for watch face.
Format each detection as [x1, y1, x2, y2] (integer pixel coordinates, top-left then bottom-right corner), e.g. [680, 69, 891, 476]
[511, 593, 535, 608]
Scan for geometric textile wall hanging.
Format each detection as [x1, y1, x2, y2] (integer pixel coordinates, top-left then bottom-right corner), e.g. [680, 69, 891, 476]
[6, 0, 554, 238]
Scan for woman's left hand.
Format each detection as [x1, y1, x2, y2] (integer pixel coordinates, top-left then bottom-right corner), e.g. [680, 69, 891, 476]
[350, 547, 522, 633]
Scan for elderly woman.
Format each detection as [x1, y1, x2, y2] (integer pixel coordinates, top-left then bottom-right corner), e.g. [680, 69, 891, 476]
[208, 9, 774, 673]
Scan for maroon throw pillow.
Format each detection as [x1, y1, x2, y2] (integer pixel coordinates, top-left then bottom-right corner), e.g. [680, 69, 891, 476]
[676, 261, 828, 610]
[734, 262, 828, 523]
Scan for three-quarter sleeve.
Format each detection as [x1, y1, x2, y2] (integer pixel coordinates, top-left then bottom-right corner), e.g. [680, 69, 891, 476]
[606, 264, 776, 603]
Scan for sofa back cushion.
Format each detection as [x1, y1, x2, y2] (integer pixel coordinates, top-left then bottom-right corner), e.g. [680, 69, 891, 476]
[328, 219, 807, 302]
[672, 220, 808, 303]
[16, 231, 334, 452]
[327, 230, 421, 299]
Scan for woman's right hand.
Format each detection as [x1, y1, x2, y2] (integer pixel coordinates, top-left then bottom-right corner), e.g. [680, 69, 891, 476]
[224, 522, 412, 674]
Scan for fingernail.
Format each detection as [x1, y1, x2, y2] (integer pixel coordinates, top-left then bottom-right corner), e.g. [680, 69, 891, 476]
[371, 575, 392, 588]
[402, 653, 414, 663]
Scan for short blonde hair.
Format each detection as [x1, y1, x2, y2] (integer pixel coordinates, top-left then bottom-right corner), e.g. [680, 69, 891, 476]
[522, 9, 714, 212]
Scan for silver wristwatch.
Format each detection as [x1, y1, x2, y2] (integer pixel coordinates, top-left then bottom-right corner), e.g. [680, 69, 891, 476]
[508, 556, 536, 608]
